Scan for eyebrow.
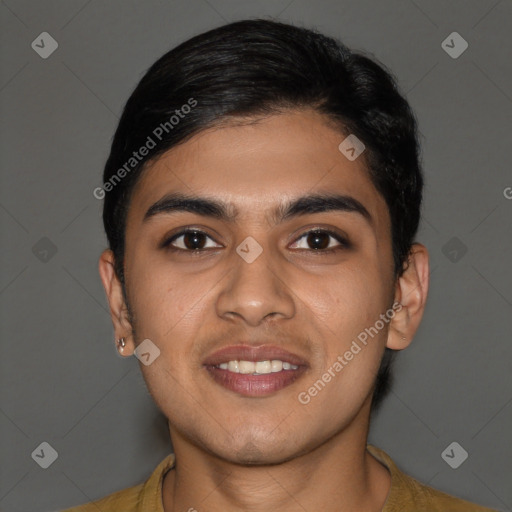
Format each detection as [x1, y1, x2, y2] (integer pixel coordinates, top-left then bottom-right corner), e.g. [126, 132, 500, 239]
[143, 192, 373, 227]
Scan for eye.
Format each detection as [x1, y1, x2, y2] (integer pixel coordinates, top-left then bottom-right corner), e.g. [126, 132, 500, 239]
[290, 229, 350, 252]
[162, 228, 350, 254]
[163, 229, 222, 252]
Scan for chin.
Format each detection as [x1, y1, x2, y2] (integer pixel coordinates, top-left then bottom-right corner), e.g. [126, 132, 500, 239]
[211, 433, 303, 466]
[227, 446, 294, 466]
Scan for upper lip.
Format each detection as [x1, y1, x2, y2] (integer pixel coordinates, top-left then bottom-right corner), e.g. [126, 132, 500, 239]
[203, 344, 309, 367]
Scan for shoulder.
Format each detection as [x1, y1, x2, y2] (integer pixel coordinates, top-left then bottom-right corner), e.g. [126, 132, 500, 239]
[391, 471, 497, 511]
[60, 453, 176, 512]
[367, 445, 498, 512]
[60, 483, 143, 512]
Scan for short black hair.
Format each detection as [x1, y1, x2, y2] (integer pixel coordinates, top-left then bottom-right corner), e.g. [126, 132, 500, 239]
[100, 18, 423, 413]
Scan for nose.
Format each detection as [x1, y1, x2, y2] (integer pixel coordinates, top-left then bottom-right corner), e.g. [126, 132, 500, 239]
[216, 243, 295, 327]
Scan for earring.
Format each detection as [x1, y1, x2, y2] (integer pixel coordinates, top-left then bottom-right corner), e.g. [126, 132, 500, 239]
[117, 337, 126, 349]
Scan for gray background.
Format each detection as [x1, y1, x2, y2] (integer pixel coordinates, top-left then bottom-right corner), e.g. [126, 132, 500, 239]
[1, 1, 511, 511]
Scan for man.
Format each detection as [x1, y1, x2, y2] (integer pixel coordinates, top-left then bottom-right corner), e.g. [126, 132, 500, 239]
[65, 18, 497, 512]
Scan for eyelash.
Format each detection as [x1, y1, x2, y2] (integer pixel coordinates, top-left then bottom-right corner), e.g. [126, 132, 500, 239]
[161, 228, 350, 255]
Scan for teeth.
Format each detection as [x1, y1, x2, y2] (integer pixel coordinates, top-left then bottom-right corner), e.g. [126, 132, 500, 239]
[239, 360, 255, 374]
[271, 360, 283, 372]
[228, 361, 239, 373]
[255, 360, 272, 373]
[216, 360, 298, 374]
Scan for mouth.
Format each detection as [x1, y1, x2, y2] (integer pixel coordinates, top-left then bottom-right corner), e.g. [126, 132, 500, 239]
[203, 344, 309, 397]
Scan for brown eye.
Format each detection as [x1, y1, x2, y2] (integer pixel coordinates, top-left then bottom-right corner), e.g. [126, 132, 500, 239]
[305, 231, 331, 250]
[164, 229, 222, 251]
[290, 229, 350, 252]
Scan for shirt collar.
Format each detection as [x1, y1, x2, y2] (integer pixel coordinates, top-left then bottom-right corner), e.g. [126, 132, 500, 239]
[139, 446, 399, 511]
[138, 452, 176, 512]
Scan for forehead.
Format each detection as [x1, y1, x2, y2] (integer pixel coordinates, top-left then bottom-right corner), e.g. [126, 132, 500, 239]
[126, 110, 390, 233]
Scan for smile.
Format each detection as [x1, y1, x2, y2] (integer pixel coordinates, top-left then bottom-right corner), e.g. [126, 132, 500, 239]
[216, 359, 299, 374]
[203, 344, 309, 397]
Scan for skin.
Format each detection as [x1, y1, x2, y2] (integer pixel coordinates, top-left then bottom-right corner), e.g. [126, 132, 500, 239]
[99, 109, 429, 512]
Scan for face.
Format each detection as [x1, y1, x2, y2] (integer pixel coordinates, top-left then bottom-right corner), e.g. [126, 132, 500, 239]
[106, 110, 404, 464]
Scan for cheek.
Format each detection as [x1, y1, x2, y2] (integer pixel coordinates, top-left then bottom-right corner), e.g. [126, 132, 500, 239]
[127, 263, 212, 387]
[296, 261, 389, 395]
[127, 257, 199, 334]
[301, 259, 388, 337]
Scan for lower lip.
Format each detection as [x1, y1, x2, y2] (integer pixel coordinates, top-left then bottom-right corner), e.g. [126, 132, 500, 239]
[204, 365, 307, 397]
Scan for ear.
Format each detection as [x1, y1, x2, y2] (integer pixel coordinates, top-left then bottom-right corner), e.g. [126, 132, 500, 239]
[386, 243, 430, 350]
[98, 249, 136, 357]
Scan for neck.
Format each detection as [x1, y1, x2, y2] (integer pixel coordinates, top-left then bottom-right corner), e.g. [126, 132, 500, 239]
[162, 401, 390, 512]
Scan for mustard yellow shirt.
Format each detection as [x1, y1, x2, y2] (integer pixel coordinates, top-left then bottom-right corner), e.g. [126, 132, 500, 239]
[62, 445, 498, 511]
